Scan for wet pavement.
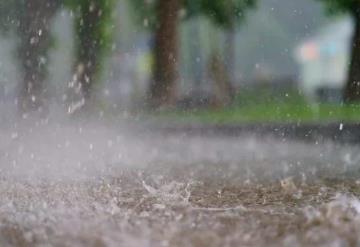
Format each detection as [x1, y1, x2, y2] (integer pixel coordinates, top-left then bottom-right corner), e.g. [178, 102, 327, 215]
[1, 120, 360, 246]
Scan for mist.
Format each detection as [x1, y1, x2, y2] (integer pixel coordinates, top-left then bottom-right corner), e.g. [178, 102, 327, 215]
[0, 0, 360, 246]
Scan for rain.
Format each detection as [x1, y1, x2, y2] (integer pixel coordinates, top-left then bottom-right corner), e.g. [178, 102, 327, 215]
[0, 0, 360, 246]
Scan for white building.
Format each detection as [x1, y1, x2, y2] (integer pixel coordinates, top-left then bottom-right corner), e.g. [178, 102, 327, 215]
[295, 17, 353, 102]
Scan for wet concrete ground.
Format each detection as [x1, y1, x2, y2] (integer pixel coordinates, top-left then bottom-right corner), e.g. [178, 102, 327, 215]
[154, 122, 360, 144]
[1, 121, 360, 246]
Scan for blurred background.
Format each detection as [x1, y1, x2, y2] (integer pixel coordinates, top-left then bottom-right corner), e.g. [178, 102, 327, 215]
[2, 2, 360, 245]
[0, 0, 359, 124]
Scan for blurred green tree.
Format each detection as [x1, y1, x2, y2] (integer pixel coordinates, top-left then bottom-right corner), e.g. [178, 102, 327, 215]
[65, 0, 115, 113]
[196, 0, 256, 107]
[317, 0, 360, 102]
[129, 0, 181, 108]
[0, 0, 115, 115]
[129, 0, 256, 109]
[0, 0, 60, 115]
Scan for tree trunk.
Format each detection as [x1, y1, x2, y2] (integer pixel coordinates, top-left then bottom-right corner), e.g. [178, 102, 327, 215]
[148, 0, 180, 109]
[189, 19, 203, 93]
[209, 52, 233, 108]
[224, 26, 236, 86]
[67, 1, 112, 114]
[344, 9, 360, 103]
[17, 0, 59, 115]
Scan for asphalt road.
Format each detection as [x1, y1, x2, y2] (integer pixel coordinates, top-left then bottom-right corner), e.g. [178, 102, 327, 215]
[0, 120, 360, 246]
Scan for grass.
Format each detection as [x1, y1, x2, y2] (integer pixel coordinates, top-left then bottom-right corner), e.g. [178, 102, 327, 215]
[156, 89, 360, 124]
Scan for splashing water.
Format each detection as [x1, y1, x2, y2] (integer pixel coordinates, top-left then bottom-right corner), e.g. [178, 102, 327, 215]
[0, 120, 360, 246]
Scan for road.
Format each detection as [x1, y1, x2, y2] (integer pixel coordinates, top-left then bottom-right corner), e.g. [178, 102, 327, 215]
[0, 120, 360, 246]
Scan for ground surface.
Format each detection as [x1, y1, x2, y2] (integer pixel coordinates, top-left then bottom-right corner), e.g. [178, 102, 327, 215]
[157, 90, 360, 124]
[159, 103, 360, 124]
[1, 120, 360, 246]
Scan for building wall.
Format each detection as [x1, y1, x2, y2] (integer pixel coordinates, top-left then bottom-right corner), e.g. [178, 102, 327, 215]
[295, 17, 353, 101]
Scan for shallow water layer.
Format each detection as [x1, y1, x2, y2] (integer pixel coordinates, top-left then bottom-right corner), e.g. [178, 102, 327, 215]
[0, 121, 360, 246]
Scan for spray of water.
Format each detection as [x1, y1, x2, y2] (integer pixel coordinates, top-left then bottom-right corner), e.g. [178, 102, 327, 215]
[0, 112, 359, 246]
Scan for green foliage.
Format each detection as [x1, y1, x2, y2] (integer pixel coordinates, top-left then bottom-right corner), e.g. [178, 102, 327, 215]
[129, 0, 158, 30]
[0, 0, 63, 33]
[65, 0, 115, 83]
[0, 0, 23, 33]
[68, 0, 115, 55]
[158, 89, 360, 124]
[316, 0, 359, 15]
[186, 0, 256, 28]
[129, 0, 257, 30]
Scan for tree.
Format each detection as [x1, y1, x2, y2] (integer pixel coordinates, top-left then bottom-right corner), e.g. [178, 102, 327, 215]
[65, 0, 115, 114]
[130, 0, 256, 109]
[130, 0, 180, 109]
[189, 0, 256, 107]
[149, 0, 181, 108]
[0, 0, 60, 115]
[317, 0, 360, 102]
[0, 0, 115, 115]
